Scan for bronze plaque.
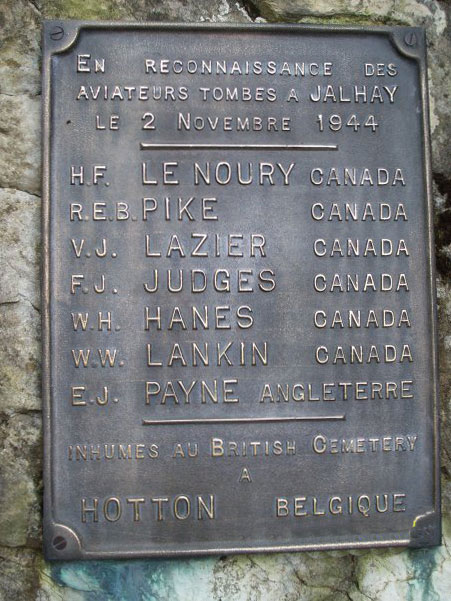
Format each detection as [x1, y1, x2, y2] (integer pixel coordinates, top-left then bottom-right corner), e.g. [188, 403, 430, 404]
[42, 22, 440, 559]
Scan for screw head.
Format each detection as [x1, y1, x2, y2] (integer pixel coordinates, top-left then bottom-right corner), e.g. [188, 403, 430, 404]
[52, 535, 67, 550]
[50, 25, 64, 41]
[404, 31, 417, 47]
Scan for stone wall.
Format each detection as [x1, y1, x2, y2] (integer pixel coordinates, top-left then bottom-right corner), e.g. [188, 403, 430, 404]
[0, 1, 449, 599]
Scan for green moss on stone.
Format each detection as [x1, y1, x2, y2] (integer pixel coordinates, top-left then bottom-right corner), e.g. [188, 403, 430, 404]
[294, 15, 410, 27]
[42, 0, 133, 21]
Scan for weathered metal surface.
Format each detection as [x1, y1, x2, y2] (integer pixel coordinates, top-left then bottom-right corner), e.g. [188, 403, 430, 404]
[42, 21, 440, 560]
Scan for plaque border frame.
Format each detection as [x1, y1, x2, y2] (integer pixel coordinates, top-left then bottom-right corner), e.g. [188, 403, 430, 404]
[42, 21, 441, 560]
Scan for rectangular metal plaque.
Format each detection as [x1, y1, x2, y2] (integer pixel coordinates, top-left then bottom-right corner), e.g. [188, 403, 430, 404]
[43, 22, 440, 559]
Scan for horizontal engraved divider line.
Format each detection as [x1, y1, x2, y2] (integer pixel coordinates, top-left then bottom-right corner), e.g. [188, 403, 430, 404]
[140, 143, 338, 151]
[142, 415, 345, 425]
